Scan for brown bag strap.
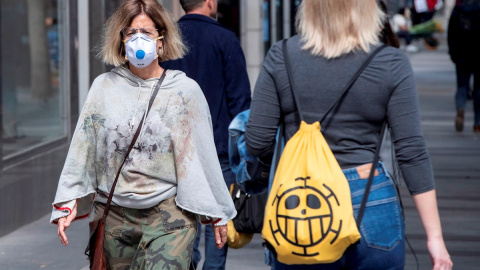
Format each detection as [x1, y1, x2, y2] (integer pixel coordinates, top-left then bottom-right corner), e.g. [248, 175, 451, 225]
[101, 69, 167, 220]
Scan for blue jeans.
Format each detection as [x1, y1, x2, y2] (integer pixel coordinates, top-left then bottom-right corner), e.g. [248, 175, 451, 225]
[192, 154, 234, 270]
[455, 63, 480, 125]
[272, 162, 405, 270]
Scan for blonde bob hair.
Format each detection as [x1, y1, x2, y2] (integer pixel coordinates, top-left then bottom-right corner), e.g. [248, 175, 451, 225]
[100, 0, 186, 66]
[296, 0, 385, 59]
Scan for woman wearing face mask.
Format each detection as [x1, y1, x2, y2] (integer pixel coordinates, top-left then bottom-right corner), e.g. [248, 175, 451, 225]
[50, 0, 235, 268]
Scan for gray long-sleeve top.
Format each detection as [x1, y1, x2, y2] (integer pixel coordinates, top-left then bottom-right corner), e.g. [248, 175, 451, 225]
[245, 36, 435, 195]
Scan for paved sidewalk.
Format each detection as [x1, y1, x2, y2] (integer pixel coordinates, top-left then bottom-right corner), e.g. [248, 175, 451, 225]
[0, 37, 478, 269]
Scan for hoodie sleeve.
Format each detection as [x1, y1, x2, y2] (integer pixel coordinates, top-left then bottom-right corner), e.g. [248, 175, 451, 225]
[171, 79, 236, 225]
[50, 80, 103, 223]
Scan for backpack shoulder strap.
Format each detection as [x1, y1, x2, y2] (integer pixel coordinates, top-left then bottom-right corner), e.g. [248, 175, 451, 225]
[282, 39, 386, 123]
[282, 39, 388, 226]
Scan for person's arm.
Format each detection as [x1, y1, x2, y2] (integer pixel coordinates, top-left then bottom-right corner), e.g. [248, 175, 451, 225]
[245, 43, 283, 157]
[396, 15, 409, 31]
[447, 8, 459, 63]
[52, 77, 104, 245]
[412, 190, 453, 270]
[223, 36, 252, 118]
[57, 200, 78, 246]
[386, 50, 452, 269]
[212, 224, 228, 249]
[172, 79, 236, 249]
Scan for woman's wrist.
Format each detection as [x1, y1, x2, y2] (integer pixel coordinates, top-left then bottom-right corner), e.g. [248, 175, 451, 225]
[426, 234, 446, 246]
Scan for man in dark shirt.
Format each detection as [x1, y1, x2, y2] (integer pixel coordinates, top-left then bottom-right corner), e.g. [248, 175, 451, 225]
[162, 0, 251, 269]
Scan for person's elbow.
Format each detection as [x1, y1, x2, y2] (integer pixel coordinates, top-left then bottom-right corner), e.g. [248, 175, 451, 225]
[245, 132, 273, 158]
[245, 133, 261, 157]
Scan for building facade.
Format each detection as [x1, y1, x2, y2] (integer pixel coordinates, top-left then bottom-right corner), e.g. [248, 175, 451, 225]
[0, 0, 454, 237]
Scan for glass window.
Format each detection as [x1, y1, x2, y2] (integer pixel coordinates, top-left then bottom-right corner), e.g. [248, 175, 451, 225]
[263, 0, 271, 56]
[218, 0, 240, 39]
[290, 0, 302, 36]
[1, 0, 66, 158]
[275, 0, 283, 41]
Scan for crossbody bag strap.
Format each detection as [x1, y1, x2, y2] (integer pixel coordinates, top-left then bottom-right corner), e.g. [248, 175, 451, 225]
[101, 69, 167, 220]
[282, 39, 388, 226]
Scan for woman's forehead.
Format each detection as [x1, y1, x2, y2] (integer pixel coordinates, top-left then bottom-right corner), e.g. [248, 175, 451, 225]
[129, 13, 155, 27]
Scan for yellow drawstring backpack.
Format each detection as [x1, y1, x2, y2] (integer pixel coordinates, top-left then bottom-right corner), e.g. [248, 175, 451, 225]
[262, 40, 385, 265]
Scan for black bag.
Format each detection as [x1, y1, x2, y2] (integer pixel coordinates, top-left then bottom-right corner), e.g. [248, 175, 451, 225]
[243, 156, 271, 193]
[231, 183, 267, 234]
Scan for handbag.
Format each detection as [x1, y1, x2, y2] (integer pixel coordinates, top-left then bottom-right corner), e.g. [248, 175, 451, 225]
[226, 184, 253, 249]
[227, 183, 268, 249]
[231, 183, 267, 234]
[84, 70, 167, 269]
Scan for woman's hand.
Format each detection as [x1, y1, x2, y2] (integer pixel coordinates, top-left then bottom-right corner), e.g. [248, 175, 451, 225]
[212, 224, 228, 249]
[57, 202, 77, 246]
[428, 236, 453, 270]
[412, 190, 453, 270]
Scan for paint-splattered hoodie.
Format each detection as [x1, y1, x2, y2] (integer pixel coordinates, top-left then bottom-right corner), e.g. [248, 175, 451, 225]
[50, 66, 236, 225]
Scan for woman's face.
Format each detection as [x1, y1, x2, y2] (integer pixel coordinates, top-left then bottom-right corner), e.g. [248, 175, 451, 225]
[124, 13, 162, 53]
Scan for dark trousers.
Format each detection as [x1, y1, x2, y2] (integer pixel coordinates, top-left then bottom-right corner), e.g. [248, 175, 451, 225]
[396, 31, 413, 45]
[455, 63, 480, 125]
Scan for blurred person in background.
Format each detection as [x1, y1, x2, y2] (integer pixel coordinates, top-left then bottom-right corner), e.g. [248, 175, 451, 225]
[448, 0, 480, 133]
[410, 0, 443, 49]
[391, 7, 419, 52]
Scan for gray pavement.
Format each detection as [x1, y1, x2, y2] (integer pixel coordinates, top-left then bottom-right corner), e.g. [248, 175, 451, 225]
[1, 36, 479, 269]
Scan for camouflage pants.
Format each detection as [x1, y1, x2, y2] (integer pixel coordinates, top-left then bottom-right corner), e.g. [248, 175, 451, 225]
[93, 196, 197, 270]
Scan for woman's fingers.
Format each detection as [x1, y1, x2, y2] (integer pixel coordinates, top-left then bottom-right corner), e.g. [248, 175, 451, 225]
[57, 218, 68, 246]
[56, 202, 78, 247]
[213, 224, 228, 249]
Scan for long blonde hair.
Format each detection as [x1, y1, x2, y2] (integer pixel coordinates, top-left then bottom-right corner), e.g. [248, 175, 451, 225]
[100, 0, 186, 66]
[296, 0, 385, 59]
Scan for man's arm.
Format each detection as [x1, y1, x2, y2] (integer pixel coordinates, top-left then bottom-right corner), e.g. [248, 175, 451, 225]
[223, 37, 252, 118]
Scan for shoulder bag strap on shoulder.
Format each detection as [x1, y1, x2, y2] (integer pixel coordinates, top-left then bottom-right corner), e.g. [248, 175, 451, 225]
[102, 69, 167, 219]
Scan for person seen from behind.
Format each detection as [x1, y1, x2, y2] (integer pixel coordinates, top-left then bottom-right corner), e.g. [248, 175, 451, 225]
[448, 0, 480, 133]
[391, 7, 419, 52]
[51, 0, 236, 269]
[245, 0, 453, 269]
[162, 0, 251, 269]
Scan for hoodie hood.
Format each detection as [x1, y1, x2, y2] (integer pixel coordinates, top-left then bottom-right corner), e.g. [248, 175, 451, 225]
[111, 65, 187, 88]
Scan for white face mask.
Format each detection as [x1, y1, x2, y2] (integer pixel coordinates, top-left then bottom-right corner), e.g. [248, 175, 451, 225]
[124, 33, 162, 68]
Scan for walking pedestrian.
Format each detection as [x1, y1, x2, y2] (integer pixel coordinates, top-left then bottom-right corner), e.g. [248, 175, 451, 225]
[162, 0, 251, 269]
[51, 1, 236, 269]
[448, 0, 480, 132]
[391, 8, 419, 52]
[245, 0, 453, 269]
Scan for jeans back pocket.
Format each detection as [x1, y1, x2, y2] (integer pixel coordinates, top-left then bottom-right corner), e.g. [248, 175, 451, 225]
[349, 170, 404, 251]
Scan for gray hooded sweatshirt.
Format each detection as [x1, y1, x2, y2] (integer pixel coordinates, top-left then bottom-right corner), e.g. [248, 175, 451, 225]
[50, 66, 236, 225]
